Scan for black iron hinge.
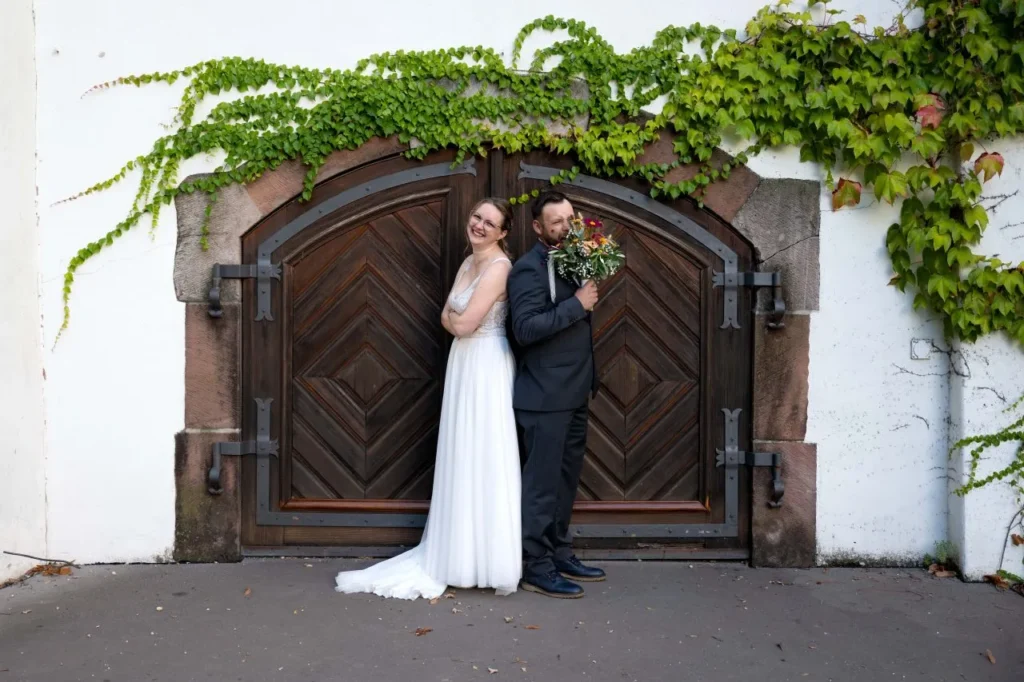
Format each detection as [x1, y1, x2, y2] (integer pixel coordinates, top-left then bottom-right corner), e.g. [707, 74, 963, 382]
[715, 408, 784, 508]
[208, 262, 281, 321]
[208, 398, 279, 495]
[712, 270, 785, 330]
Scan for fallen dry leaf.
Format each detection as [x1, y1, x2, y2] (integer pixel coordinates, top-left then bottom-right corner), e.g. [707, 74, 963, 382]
[1011, 534, 1023, 546]
[933, 569, 956, 579]
[985, 649, 996, 664]
[983, 574, 1010, 590]
[155, 606, 164, 612]
[444, 591, 456, 599]
[414, 627, 433, 636]
[504, 616, 514, 623]
[524, 625, 540, 630]
[488, 668, 498, 674]
[429, 597, 440, 605]
[243, 587, 252, 597]
[21, 610, 31, 615]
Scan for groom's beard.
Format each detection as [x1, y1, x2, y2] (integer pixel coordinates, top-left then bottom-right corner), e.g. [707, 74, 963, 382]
[539, 232, 566, 247]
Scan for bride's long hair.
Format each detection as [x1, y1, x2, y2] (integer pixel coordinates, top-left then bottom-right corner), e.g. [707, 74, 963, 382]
[466, 197, 514, 260]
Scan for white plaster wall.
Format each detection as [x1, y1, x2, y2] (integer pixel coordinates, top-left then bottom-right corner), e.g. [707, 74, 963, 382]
[947, 140, 1024, 580]
[35, 0, 1009, 565]
[0, 0, 48, 580]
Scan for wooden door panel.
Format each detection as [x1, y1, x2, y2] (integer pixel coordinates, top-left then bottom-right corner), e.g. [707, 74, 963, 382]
[576, 209, 705, 503]
[505, 149, 753, 544]
[241, 148, 753, 555]
[287, 199, 446, 503]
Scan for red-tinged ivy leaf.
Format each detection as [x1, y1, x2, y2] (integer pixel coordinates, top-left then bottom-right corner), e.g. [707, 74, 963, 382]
[983, 574, 1010, 590]
[1011, 533, 1023, 546]
[975, 152, 1005, 182]
[832, 178, 862, 211]
[916, 105, 944, 129]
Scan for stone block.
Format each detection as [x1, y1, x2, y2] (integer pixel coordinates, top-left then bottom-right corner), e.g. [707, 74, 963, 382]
[174, 430, 241, 563]
[185, 303, 239, 429]
[243, 136, 407, 215]
[635, 140, 761, 223]
[732, 178, 820, 313]
[173, 181, 263, 304]
[754, 313, 809, 442]
[751, 441, 817, 568]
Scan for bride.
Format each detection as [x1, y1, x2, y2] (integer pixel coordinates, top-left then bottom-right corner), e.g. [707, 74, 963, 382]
[334, 198, 522, 599]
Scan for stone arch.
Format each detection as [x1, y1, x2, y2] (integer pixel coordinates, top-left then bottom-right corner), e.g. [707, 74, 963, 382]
[172, 131, 819, 567]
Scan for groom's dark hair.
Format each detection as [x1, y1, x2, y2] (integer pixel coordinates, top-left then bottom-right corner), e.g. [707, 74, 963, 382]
[530, 190, 569, 222]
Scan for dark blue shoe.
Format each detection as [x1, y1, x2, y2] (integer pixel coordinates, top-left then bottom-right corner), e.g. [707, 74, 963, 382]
[521, 570, 584, 599]
[555, 555, 606, 582]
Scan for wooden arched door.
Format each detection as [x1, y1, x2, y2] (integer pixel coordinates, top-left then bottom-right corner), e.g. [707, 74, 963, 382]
[239, 148, 755, 558]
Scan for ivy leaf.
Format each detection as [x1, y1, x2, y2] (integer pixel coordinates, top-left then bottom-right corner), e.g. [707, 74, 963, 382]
[992, 294, 1015, 317]
[974, 152, 1005, 181]
[947, 246, 979, 268]
[734, 119, 755, 138]
[916, 104, 944, 129]
[960, 142, 975, 162]
[886, 223, 906, 254]
[864, 163, 887, 185]
[853, 14, 867, 25]
[873, 171, 909, 204]
[832, 178, 862, 211]
[1002, 270, 1024, 296]
[963, 205, 989, 230]
[927, 274, 959, 301]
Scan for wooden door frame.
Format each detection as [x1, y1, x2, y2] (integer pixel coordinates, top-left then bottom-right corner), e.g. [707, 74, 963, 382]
[172, 133, 821, 567]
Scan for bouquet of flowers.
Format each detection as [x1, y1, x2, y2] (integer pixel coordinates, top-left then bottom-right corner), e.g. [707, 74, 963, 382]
[548, 213, 625, 284]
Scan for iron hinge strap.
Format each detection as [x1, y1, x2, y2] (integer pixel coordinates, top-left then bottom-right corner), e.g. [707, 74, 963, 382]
[716, 450, 781, 469]
[208, 262, 281, 321]
[715, 408, 785, 509]
[208, 398, 278, 495]
[712, 269, 785, 330]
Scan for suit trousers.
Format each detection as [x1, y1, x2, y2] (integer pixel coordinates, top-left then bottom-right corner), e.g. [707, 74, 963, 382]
[515, 405, 589, 579]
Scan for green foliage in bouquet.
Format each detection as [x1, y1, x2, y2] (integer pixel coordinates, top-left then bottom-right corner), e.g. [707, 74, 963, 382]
[548, 214, 625, 283]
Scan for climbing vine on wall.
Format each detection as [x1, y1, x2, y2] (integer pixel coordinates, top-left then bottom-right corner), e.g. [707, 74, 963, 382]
[60, 0, 1024, 352]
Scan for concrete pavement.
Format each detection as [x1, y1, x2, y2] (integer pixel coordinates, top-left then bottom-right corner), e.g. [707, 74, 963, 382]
[1, 560, 1021, 681]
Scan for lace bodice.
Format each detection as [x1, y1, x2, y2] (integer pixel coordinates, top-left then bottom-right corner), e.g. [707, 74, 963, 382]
[448, 257, 510, 338]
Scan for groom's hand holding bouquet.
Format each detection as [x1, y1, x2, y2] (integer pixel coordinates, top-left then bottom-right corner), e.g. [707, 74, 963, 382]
[548, 214, 625, 310]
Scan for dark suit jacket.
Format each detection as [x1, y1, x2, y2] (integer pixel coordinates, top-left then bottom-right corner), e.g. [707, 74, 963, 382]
[507, 241, 597, 412]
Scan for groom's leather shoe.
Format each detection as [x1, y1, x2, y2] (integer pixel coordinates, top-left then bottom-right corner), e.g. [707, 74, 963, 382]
[521, 571, 584, 599]
[555, 555, 606, 582]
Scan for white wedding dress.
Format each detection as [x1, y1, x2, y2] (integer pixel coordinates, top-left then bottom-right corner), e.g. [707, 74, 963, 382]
[334, 257, 522, 600]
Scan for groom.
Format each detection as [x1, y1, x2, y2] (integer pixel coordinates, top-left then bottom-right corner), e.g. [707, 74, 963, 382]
[507, 190, 606, 599]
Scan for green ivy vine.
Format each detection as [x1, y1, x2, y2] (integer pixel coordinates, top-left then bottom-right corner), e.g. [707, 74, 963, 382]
[59, 0, 1024, 355]
[954, 394, 1024, 499]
